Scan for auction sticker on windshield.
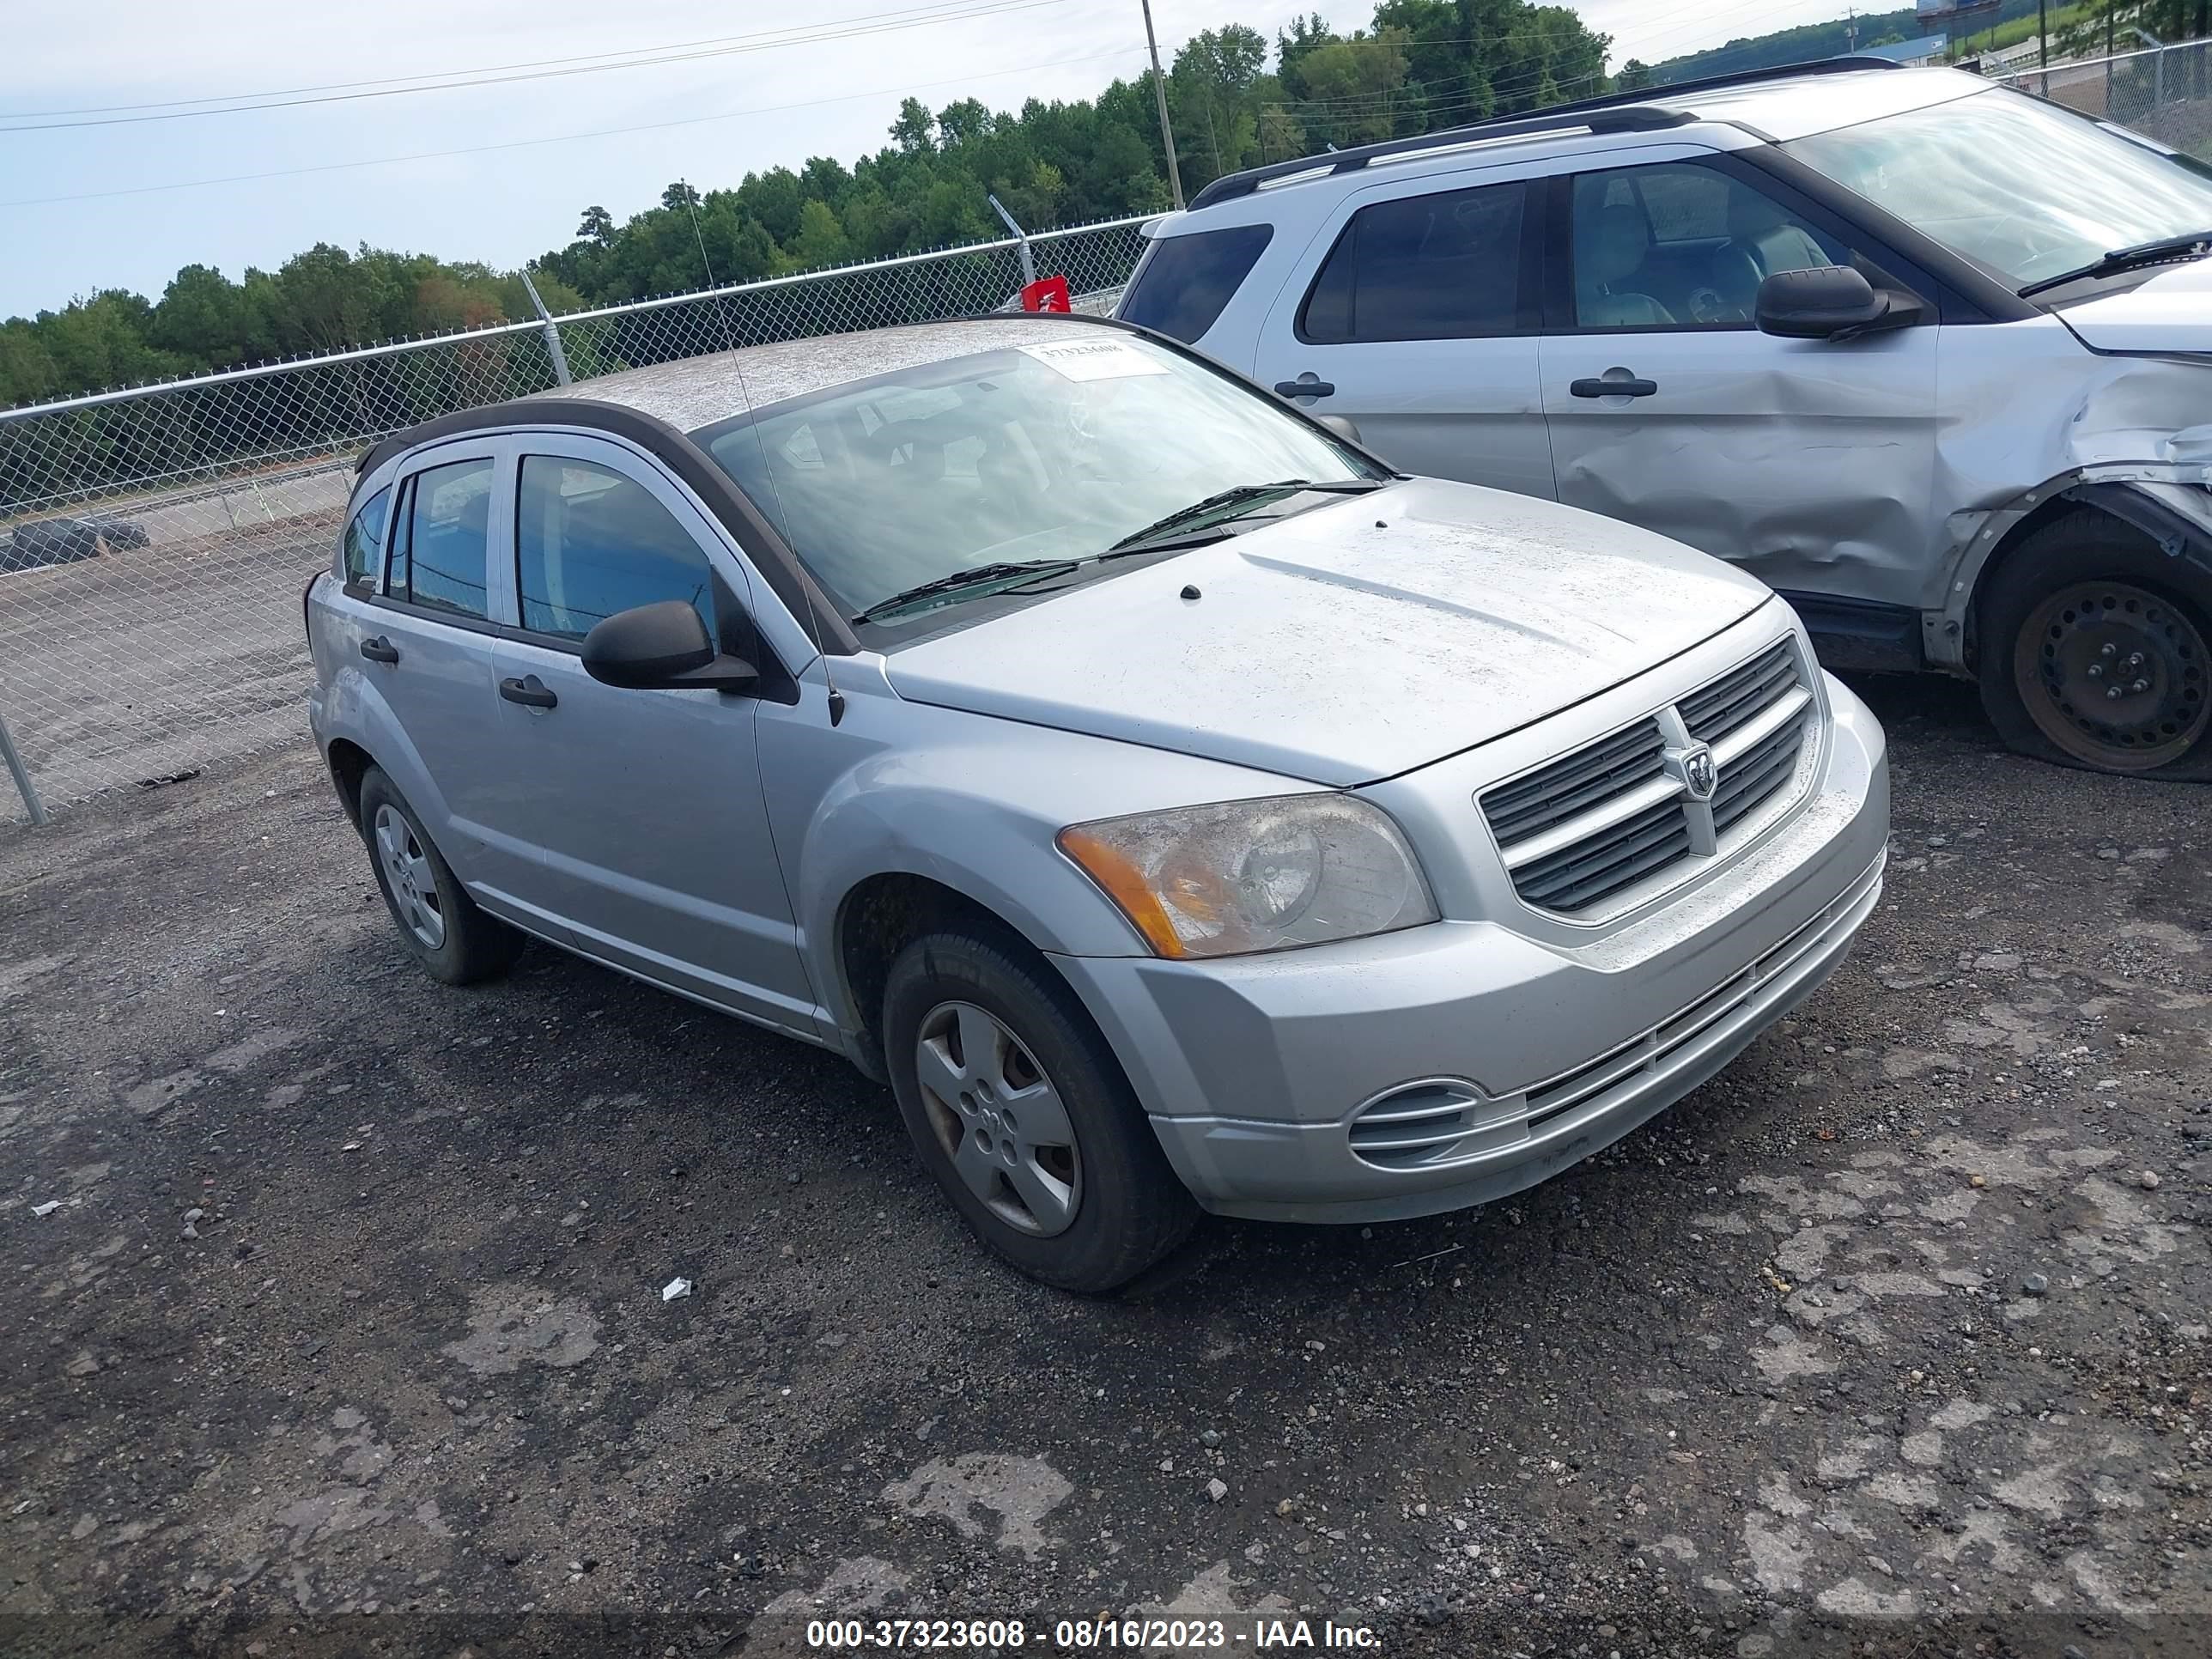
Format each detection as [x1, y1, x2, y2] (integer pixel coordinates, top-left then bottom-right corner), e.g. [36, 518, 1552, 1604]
[1018, 338, 1171, 380]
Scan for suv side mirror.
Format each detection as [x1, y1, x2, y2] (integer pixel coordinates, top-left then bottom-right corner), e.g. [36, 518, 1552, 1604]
[1316, 413, 1364, 444]
[1755, 264, 1918, 341]
[582, 599, 758, 693]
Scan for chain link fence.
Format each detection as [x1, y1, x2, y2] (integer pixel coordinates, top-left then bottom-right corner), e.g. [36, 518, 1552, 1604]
[1985, 36, 2212, 151]
[0, 216, 1149, 823]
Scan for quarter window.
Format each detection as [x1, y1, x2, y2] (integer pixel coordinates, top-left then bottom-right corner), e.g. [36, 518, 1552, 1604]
[342, 486, 391, 588]
[397, 459, 495, 620]
[1567, 164, 1852, 331]
[515, 457, 715, 642]
[1118, 224, 1273, 343]
[1298, 179, 1528, 343]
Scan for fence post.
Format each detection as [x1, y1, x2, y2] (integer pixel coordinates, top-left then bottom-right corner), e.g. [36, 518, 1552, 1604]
[988, 196, 1038, 288]
[520, 271, 574, 387]
[0, 708, 47, 826]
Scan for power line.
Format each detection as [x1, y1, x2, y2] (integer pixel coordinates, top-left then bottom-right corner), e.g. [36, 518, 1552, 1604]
[0, 0, 1074, 132]
[0, 47, 1146, 209]
[0, 0, 1049, 120]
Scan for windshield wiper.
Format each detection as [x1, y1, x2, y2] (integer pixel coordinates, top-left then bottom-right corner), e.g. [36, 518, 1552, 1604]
[2019, 229, 2212, 297]
[1107, 478, 1382, 554]
[854, 558, 1080, 623]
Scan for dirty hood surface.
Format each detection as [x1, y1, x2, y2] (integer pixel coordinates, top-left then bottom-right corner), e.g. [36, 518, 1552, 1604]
[882, 478, 1773, 787]
[2055, 258, 2212, 353]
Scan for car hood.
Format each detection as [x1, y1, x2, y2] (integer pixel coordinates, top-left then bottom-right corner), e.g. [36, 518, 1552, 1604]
[881, 479, 1773, 787]
[2054, 258, 2212, 353]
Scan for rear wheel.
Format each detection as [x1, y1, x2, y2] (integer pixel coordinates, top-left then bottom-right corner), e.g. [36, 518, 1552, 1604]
[356, 767, 524, 984]
[881, 926, 1196, 1293]
[1978, 514, 2212, 777]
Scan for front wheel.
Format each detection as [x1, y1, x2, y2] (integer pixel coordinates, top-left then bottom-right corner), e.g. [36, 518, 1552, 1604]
[881, 926, 1196, 1293]
[1978, 514, 2212, 777]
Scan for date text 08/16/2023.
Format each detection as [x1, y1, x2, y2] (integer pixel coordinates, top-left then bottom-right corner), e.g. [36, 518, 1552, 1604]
[803, 1617, 1385, 1650]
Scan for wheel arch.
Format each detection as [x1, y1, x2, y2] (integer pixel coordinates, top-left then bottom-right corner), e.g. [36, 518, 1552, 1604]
[832, 872, 1080, 1085]
[325, 738, 375, 828]
[1953, 478, 2212, 670]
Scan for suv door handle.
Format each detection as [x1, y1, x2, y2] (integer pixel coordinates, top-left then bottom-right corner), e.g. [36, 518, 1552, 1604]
[359, 635, 399, 664]
[1274, 379, 1335, 399]
[1571, 375, 1659, 398]
[499, 675, 558, 710]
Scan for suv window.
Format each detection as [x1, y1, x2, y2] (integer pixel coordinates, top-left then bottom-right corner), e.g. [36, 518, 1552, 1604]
[1299, 179, 1528, 343]
[1568, 163, 1849, 330]
[392, 459, 494, 619]
[342, 486, 391, 588]
[516, 456, 715, 642]
[1119, 224, 1273, 343]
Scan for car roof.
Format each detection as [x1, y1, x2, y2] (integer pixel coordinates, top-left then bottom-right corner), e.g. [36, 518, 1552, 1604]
[1167, 63, 1991, 227]
[531, 313, 1107, 434]
[1655, 64, 1987, 142]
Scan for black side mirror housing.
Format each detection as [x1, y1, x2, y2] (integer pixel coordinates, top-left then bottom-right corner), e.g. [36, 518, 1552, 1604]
[582, 599, 758, 692]
[1755, 264, 1921, 341]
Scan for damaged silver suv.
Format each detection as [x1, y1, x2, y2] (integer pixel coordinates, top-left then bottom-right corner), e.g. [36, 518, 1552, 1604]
[307, 316, 1887, 1291]
[1121, 58, 2212, 777]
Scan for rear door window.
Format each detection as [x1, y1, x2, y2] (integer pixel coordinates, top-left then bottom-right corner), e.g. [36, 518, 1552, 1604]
[1299, 179, 1529, 343]
[514, 456, 716, 643]
[341, 486, 391, 590]
[1118, 224, 1274, 343]
[399, 459, 495, 620]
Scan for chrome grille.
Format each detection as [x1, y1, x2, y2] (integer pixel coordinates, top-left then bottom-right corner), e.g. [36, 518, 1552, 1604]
[1480, 638, 1816, 915]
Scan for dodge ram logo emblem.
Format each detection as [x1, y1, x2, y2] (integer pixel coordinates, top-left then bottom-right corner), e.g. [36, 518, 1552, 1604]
[1667, 741, 1719, 803]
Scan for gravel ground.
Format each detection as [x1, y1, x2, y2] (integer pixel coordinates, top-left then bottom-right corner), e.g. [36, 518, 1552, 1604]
[0, 675, 2205, 1659]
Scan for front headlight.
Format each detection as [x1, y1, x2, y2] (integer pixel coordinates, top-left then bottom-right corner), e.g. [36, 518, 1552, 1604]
[1058, 794, 1437, 959]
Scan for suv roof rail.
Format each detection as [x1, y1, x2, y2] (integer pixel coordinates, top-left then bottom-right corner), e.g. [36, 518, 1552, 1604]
[1184, 55, 1903, 212]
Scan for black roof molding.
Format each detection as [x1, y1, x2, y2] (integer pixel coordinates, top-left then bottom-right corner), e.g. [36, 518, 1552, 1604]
[1186, 56, 1905, 211]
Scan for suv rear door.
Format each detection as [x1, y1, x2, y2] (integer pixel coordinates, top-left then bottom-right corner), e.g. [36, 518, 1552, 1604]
[1536, 154, 1940, 621]
[353, 441, 529, 905]
[1249, 171, 1553, 499]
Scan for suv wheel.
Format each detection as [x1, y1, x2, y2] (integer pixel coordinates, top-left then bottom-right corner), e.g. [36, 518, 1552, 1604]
[1978, 514, 2212, 778]
[881, 926, 1197, 1293]
[356, 767, 525, 984]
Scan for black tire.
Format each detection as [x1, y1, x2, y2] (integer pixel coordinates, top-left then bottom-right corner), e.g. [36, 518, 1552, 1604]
[882, 925, 1197, 1293]
[356, 767, 525, 985]
[1977, 512, 2212, 780]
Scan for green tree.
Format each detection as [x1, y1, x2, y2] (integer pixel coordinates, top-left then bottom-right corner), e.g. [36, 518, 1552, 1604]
[576, 205, 616, 242]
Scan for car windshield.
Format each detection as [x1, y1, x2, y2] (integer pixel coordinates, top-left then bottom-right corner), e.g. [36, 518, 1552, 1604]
[693, 332, 1374, 621]
[1786, 86, 2212, 291]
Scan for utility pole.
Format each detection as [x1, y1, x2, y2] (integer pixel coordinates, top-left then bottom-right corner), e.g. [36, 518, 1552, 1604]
[2039, 0, 2050, 70]
[1140, 0, 1186, 210]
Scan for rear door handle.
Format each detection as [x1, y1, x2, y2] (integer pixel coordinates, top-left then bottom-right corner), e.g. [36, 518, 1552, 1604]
[1571, 375, 1659, 398]
[1274, 379, 1335, 399]
[499, 675, 558, 710]
[359, 635, 399, 664]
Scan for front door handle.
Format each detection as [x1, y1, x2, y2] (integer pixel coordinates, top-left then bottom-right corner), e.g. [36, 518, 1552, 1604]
[1571, 374, 1659, 398]
[499, 674, 558, 710]
[1274, 378, 1335, 399]
[359, 635, 399, 664]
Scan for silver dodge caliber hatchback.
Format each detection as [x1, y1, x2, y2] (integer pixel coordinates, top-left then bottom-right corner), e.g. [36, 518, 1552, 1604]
[307, 315, 1889, 1291]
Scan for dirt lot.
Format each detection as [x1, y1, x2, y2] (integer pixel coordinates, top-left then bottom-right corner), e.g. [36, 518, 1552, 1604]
[1, 676, 2205, 1659]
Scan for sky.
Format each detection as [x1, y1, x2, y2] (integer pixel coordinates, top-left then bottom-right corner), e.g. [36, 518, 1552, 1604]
[0, 0, 1865, 320]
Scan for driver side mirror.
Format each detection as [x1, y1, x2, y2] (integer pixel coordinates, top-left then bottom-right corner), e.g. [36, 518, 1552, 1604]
[582, 599, 758, 693]
[1755, 264, 1921, 341]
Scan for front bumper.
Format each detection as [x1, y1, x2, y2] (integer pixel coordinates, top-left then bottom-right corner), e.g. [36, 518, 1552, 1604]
[1054, 670, 1888, 1224]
